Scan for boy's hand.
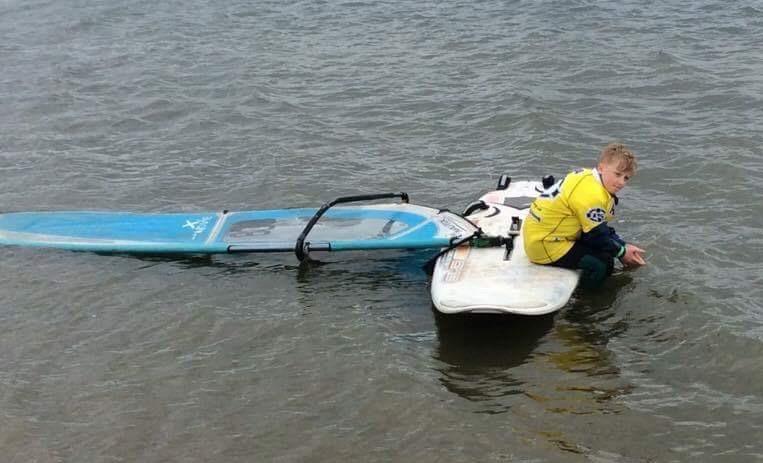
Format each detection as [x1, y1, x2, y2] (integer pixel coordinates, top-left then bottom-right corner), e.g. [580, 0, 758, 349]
[621, 244, 646, 267]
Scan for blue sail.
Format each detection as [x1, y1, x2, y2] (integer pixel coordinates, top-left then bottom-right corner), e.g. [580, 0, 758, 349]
[0, 203, 477, 256]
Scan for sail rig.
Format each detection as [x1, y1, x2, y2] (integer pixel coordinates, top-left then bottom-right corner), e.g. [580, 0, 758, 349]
[0, 193, 479, 260]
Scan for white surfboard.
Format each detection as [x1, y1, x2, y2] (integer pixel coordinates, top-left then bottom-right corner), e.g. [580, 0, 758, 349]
[431, 179, 580, 315]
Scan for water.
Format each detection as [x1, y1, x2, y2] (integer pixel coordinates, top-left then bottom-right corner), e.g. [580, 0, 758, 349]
[2, 0, 762, 461]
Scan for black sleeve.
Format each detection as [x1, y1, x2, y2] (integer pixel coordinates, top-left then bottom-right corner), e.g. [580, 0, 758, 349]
[609, 226, 626, 248]
[579, 222, 625, 257]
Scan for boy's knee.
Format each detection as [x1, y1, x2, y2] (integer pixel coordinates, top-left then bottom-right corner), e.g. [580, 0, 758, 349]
[578, 255, 610, 288]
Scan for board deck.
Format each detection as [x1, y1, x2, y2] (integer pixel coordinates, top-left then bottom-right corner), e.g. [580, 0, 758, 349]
[430, 180, 580, 315]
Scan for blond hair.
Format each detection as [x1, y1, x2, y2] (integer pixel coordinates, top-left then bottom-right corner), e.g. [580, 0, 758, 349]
[599, 143, 637, 174]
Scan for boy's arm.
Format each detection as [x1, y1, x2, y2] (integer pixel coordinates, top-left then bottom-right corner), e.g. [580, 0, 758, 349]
[609, 226, 626, 248]
[579, 222, 626, 258]
[581, 224, 646, 265]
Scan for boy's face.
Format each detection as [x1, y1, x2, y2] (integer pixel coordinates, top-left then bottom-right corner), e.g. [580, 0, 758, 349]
[598, 159, 632, 194]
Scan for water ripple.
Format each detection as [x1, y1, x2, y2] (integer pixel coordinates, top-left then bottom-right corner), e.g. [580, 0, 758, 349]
[2, 0, 763, 460]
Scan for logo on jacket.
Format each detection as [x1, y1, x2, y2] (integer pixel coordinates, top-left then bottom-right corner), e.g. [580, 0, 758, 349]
[586, 207, 606, 223]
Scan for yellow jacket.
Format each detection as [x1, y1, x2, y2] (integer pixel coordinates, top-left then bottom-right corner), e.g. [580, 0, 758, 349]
[523, 168, 617, 264]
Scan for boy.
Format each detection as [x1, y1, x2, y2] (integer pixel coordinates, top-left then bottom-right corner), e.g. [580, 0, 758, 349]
[522, 143, 646, 287]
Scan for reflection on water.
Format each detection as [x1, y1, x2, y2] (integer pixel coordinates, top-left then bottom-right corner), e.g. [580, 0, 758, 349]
[293, 251, 431, 287]
[110, 247, 434, 279]
[530, 278, 636, 419]
[560, 272, 636, 352]
[433, 275, 637, 419]
[433, 311, 554, 414]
